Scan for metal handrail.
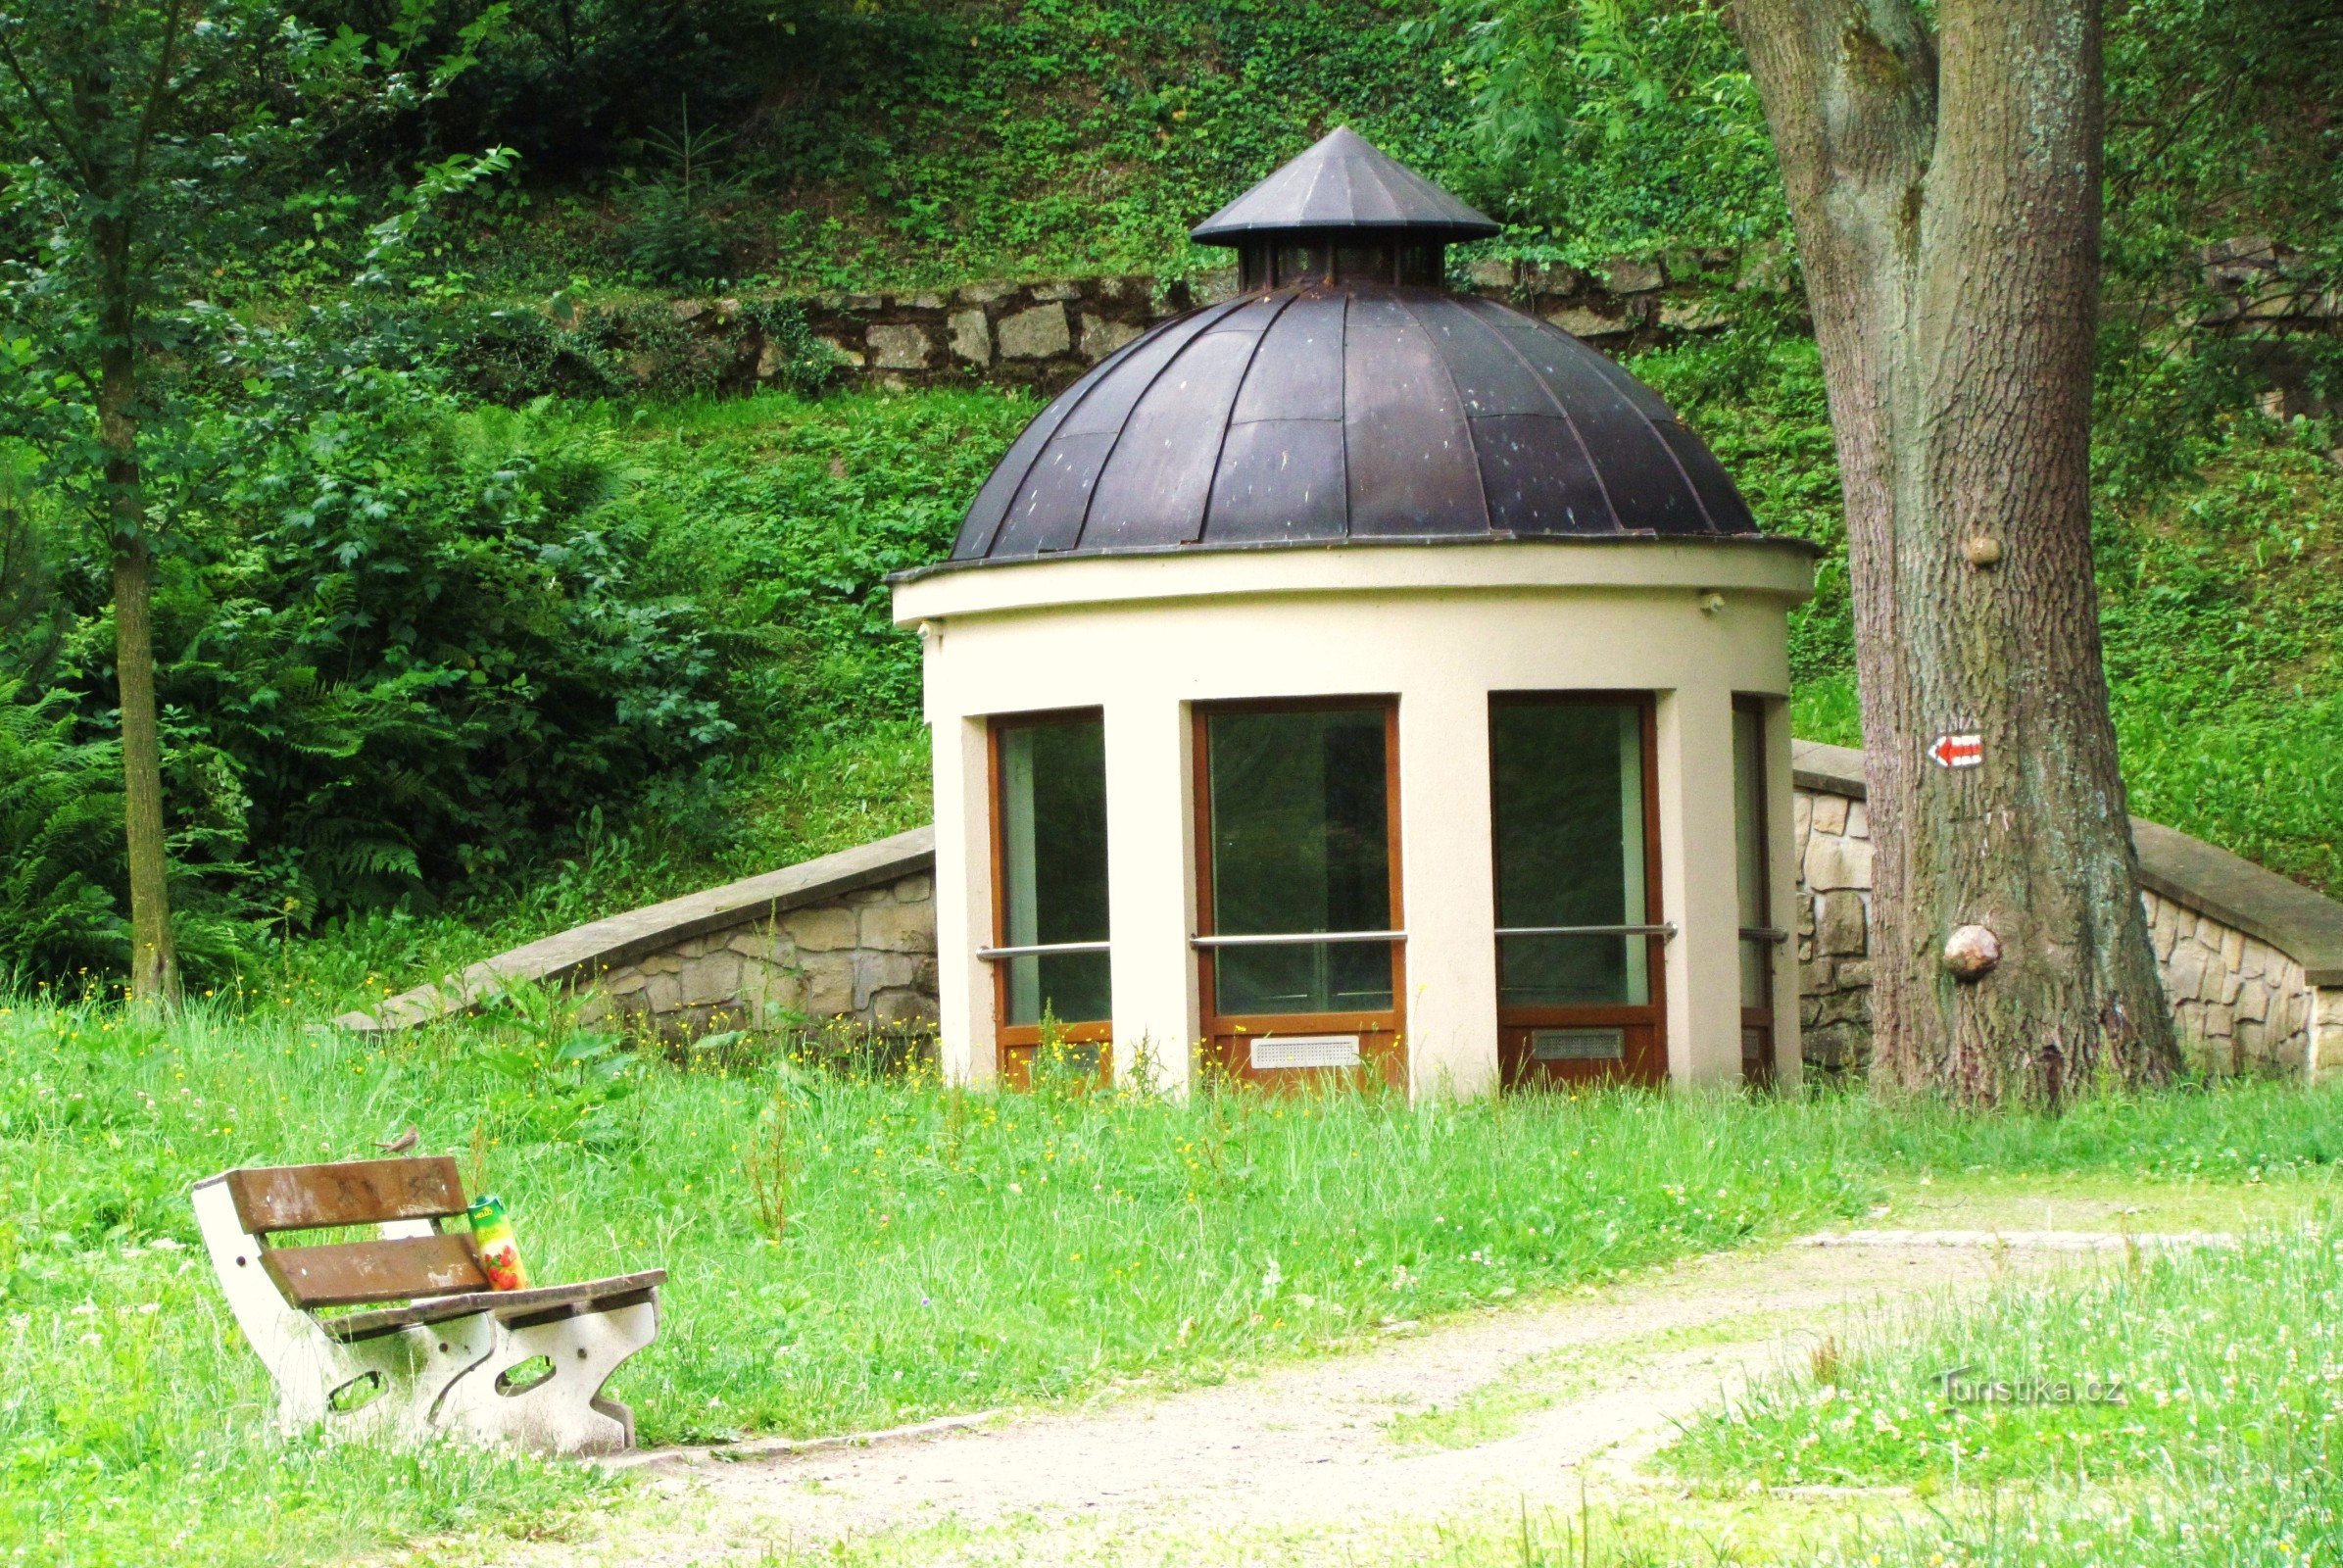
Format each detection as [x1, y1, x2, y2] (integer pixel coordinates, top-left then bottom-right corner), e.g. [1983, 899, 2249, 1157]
[1739, 926, 1791, 943]
[1190, 930, 1407, 950]
[1494, 923, 1678, 938]
[976, 940, 1112, 961]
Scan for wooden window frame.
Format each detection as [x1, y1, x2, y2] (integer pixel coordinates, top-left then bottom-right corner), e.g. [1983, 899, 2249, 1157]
[987, 708, 1112, 1089]
[1733, 695, 1777, 1089]
[1192, 697, 1407, 1087]
[1488, 691, 1670, 1088]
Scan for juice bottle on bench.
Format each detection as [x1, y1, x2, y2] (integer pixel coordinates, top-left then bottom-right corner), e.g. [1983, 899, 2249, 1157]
[466, 1195, 529, 1291]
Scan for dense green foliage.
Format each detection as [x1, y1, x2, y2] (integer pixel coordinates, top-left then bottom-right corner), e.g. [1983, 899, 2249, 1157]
[10, 993, 2342, 1564]
[1, 0, 2338, 987]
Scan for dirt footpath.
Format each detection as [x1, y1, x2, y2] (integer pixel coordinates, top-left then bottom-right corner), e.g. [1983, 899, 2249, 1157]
[446, 1237, 2079, 1568]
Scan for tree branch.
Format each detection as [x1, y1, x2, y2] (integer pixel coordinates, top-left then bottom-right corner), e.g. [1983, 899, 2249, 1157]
[0, 28, 98, 185]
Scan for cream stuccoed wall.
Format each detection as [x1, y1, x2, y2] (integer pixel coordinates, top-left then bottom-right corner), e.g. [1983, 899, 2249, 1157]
[894, 538, 1816, 1099]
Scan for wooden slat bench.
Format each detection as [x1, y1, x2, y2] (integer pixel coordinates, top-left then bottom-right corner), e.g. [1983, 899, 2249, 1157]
[193, 1155, 663, 1455]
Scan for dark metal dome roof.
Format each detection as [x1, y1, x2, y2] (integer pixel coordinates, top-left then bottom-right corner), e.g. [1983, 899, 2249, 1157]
[949, 284, 1758, 563]
[1190, 126, 1500, 243]
[946, 131, 1759, 567]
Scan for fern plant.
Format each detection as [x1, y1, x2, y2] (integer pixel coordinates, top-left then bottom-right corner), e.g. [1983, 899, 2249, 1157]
[0, 681, 127, 982]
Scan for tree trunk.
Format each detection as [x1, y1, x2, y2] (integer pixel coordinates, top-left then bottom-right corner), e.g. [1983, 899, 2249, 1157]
[97, 216, 179, 1005]
[1732, 0, 2176, 1103]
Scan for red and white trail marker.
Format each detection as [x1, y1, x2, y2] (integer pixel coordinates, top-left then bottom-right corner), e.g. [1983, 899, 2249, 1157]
[1928, 731, 1984, 769]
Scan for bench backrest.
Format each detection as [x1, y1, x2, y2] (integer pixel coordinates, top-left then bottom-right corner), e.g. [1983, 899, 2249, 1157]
[222, 1157, 491, 1309]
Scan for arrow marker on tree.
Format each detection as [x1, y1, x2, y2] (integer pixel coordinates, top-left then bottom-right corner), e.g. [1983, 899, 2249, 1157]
[1928, 732, 1984, 769]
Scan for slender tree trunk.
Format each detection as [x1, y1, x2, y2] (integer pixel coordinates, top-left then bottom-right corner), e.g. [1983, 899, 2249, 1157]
[97, 216, 179, 1004]
[1732, 0, 2175, 1103]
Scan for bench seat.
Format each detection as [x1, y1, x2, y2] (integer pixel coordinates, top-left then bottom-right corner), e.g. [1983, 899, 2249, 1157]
[320, 1269, 667, 1342]
[195, 1156, 664, 1454]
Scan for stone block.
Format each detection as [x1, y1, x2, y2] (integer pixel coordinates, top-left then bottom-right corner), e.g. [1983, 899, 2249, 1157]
[999, 303, 1072, 360]
[1844, 802, 1870, 840]
[1520, 262, 1586, 295]
[643, 971, 683, 1014]
[2236, 1017, 2267, 1060]
[848, 886, 892, 906]
[640, 953, 682, 975]
[859, 899, 937, 954]
[1793, 790, 1812, 843]
[803, 953, 855, 1015]
[1604, 257, 1667, 293]
[1799, 994, 1823, 1027]
[868, 323, 931, 370]
[873, 987, 941, 1026]
[742, 962, 805, 1021]
[1818, 989, 1872, 1027]
[949, 309, 992, 365]
[1542, 306, 1630, 339]
[853, 951, 933, 1012]
[2150, 901, 2179, 961]
[574, 993, 613, 1026]
[2205, 1004, 2236, 1039]
[1466, 257, 1516, 291]
[1031, 280, 1081, 302]
[1803, 831, 1873, 893]
[895, 873, 934, 904]
[2198, 944, 2230, 1004]
[2236, 978, 2270, 1023]
[1817, 890, 1868, 956]
[1800, 956, 1835, 995]
[1835, 958, 1873, 989]
[606, 968, 648, 997]
[2220, 924, 2246, 972]
[2164, 940, 2209, 1007]
[1804, 1023, 1867, 1069]
[904, 292, 947, 310]
[1811, 794, 1849, 836]
[1659, 299, 1733, 332]
[785, 906, 858, 952]
[816, 336, 863, 368]
[1081, 315, 1144, 363]
[957, 280, 1014, 306]
[728, 928, 790, 962]
[2236, 937, 2268, 980]
[679, 951, 743, 1008]
[842, 293, 884, 313]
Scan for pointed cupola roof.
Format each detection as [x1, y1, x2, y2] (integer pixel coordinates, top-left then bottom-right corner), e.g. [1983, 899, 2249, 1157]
[1190, 126, 1500, 244]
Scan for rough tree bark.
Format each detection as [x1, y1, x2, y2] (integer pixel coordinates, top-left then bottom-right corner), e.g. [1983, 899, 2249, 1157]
[97, 210, 179, 1004]
[1730, 0, 2176, 1102]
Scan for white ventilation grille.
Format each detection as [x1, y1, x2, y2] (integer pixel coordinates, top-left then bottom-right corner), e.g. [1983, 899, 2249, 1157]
[1250, 1034, 1363, 1070]
[1530, 1028, 1624, 1062]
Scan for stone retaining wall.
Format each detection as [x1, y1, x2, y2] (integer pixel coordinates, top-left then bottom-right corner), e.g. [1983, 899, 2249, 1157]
[642, 258, 1734, 399]
[575, 866, 938, 1040]
[1792, 741, 2343, 1079]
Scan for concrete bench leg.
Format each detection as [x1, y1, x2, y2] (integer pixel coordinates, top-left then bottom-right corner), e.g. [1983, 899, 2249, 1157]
[194, 1177, 494, 1443]
[432, 1298, 660, 1456]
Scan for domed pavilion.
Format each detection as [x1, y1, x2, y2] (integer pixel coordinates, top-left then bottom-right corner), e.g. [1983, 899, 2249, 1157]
[892, 128, 1814, 1097]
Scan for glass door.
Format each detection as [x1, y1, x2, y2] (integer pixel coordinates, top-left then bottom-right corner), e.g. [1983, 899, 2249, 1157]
[987, 710, 1111, 1088]
[1194, 700, 1405, 1085]
[1489, 695, 1667, 1087]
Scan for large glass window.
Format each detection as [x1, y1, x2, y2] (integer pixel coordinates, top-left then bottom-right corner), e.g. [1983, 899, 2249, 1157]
[1733, 702, 1771, 1011]
[995, 714, 1110, 1025]
[1204, 705, 1395, 1015]
[1490, 699, 1650, 1007]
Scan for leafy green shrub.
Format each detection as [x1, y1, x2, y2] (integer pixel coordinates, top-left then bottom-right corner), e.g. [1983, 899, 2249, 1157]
[154, 382, 736, 912]
[0, 683, 124, 980]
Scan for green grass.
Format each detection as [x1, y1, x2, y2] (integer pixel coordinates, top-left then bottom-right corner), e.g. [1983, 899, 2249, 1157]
[14, 992, 2343, 1566]
[1645, 1216, 2343, 1566]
